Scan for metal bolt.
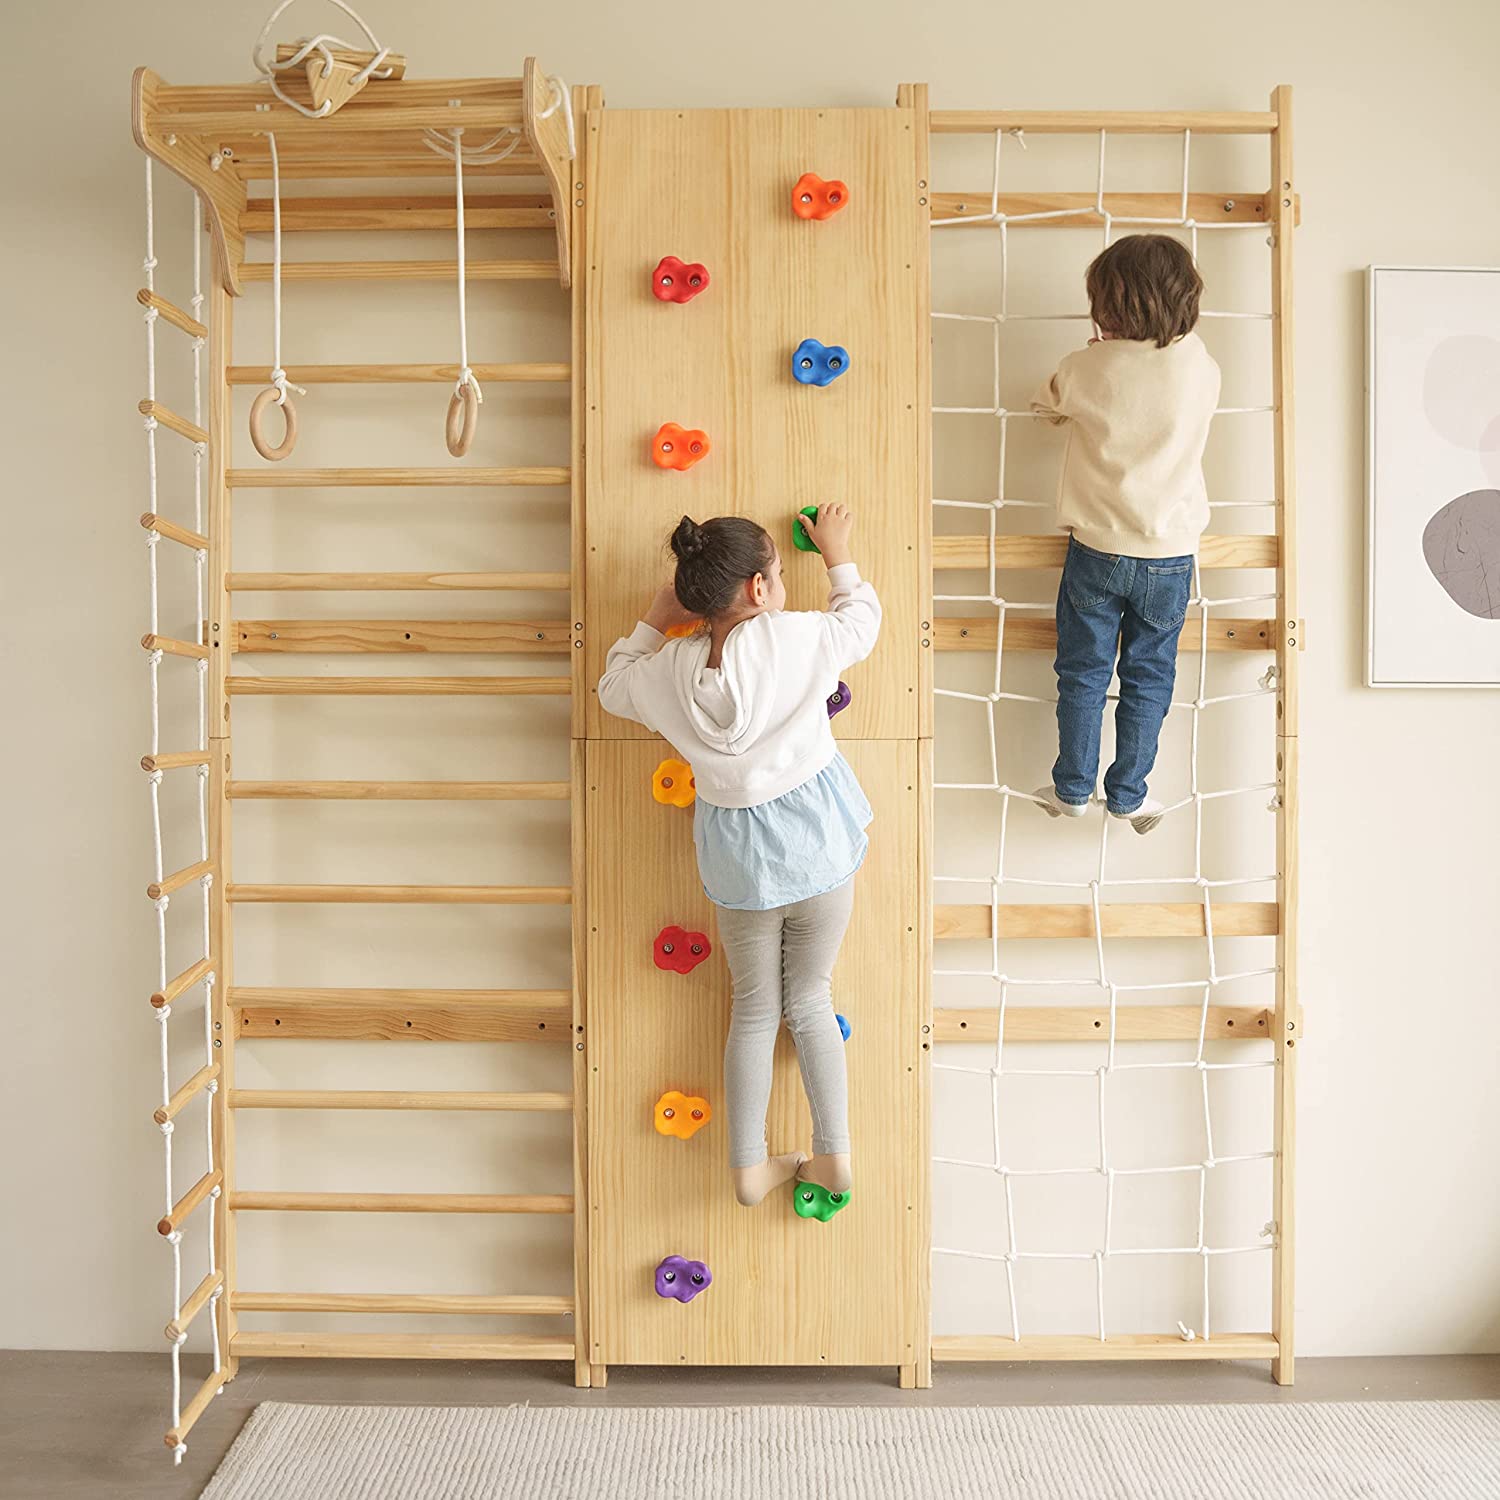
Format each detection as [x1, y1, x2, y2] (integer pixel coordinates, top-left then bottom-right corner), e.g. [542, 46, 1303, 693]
[1223, 199, 1235, 212]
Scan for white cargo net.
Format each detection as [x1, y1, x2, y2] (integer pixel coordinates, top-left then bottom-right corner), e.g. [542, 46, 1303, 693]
[930, 125, 1281, 1344]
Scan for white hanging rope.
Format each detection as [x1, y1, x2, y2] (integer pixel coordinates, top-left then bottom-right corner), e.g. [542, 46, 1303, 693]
[141, 159, 222, 1467]
[928, 126, 1282, 1347]
[248, 133, 303, 461]
[442, 126, 482, 457]
[251, 0, 393, 120]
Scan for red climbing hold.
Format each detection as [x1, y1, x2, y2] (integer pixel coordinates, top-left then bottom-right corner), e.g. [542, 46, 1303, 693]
[792, 173, 849, 221]
[651, 256, 710, 303]
[651, 423, 711, 471]
[654, 925, 712, 974]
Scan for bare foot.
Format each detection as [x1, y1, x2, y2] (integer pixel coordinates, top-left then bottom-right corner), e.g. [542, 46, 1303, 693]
[732, 1152, 807, 1207]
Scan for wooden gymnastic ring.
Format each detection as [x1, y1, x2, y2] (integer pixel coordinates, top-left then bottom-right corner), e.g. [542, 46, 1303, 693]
[446, 382, 479, 457]
[248, 386, 298, 462]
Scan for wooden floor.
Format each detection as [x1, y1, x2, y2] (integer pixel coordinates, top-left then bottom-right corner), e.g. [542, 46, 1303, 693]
[2, 1351, 1496, 1500]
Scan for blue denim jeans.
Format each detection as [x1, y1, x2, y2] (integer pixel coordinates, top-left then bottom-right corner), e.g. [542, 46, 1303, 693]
[1052, 537, 1194, 815]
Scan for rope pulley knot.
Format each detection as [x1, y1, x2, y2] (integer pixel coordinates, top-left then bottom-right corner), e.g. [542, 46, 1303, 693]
[158, 1119, 175, 1136]
[156, 1004, 172, 1023]
[165, 1230, 183, 1247]
[147, 769, 165, 788]
[152, 894, 171, 915]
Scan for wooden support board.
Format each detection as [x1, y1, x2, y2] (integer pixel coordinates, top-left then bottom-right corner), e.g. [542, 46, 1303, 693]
[581, 104, 929, 1369]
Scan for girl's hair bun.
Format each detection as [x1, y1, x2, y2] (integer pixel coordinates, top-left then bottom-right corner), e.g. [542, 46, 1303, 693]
[670, 515, 706, 560]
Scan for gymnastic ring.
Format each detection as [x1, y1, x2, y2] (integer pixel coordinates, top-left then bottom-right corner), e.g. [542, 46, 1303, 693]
[248, 386, 298, 462]
[446, 382, 479, 457]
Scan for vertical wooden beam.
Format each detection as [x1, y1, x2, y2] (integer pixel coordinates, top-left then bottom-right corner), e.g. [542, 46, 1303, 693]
[206, 270, 238, 1378]
[1268, 84, 1298, 1388]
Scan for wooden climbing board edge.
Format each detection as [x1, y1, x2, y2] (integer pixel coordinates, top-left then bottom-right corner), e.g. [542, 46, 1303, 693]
[580, 100, 930, 1369]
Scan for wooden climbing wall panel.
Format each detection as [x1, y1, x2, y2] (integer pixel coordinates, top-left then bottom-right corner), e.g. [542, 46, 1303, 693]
[579, 103, 930, 1369]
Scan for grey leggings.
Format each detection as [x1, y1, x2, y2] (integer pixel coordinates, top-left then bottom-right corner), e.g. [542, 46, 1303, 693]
[714, 879, 854, 1169]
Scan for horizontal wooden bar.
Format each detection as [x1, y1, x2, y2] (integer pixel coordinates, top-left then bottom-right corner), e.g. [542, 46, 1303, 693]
[150, 955, 216, 1009]
[242, 193, 553, 233]
[230, 1192, 573, 1214]
[933, 534, 1279, 571]
[931, 191, 1269, 227]
[140, 512, 209, 551]
[930, 110, 1279, 135]
[229, 1089, 571, 1111]
[228, 780, 569, 800]
[227, 884, 570, 905]
[165, 1269, 223, 1343]
[153, 76, 518, 111]
[154, 1062, 221, 1125]
[231, 619, 570, 654]
[933, 1004, 1274, 1044]
[228, 987, 570, 1042]
[226, 363, 569, 385]
[932, 1332, 1279, 1361]
[230, 1331, 573, 1360]
[227, 466, 569, 488]
[147, 859, 215, 901]
[140, 750, 211, 773]
[232, 1292, 573, 1316]
[936, 901, 1278, 942]
[237, 155, 542, 181]
[139, 399, 207, 446]
[137, 287, 207, 339]
[226, 572, 570, 591]
[142, 633, 210, 661]
[227, 675, 570, 696]
[159, 104, 525, 140]
[934, 616, 1273, 654]
[163, 1365, 228, 1448]
[237, 259, 560, 283]
[157, 1168, 222, 1236]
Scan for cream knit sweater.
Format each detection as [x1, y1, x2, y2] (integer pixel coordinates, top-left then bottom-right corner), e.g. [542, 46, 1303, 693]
[1031, 332, 1222, 559]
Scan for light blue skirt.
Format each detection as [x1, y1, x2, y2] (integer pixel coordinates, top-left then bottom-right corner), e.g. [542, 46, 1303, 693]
[693, 754, 873, 911]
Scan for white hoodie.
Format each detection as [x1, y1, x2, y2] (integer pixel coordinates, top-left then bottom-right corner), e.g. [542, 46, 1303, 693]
[597, 563, 882, 809]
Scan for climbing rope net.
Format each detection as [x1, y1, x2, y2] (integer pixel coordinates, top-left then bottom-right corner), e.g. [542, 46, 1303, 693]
[929, 126, 1283, 1344]
[141, 159, 223, 1462]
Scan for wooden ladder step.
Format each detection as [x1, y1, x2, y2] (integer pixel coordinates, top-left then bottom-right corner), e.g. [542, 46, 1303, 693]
[241, 194, 552, 233]
[230, 1192, 573, 1214]
[237, 259, 561, 283]
[227, 780, 569, 800]
[933, 1004, 1275, 1044]
[227, 676, 570, 696]
[226, 884, 570, 905]
[933, 534, 1279, 571]
[233, 1292, 573, 1316]
[228, 987, 570, 1042]
[227, 466, 569, 488]
[935, 617, 1274, 653]
[139, 399, 207, 446]
[936, 901, 1278, 941]
[231, 1331, 574, 1360]
[932, 1333, 1280, 1363]
[225, 573, 570, 592]
[229, 1089, 571, 1111]
[137, 287, 207, 339]
[231, 620, 569, 654]
[226, 363, 570, 385]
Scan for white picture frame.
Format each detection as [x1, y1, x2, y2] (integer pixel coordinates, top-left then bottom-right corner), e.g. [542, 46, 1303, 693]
[1365, 265, 1500, 687]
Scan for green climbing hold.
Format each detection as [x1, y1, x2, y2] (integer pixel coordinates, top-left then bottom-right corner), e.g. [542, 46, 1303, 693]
[792, 505, 820, 553]
[793, 1181, 850, 1222]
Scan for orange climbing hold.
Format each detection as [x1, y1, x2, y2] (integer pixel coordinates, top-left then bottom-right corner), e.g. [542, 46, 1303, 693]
[651, 423, 711, 471]
[664, 621, 700, 639]
[652, 757, 696, 807]
[654, 1090, 712, 1139]
[791, 173, 849, 221]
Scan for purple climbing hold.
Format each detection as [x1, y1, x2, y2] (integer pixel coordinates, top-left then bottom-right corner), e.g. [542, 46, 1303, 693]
[826, 680, 852, 718]
[655, 1254, 712, 1303]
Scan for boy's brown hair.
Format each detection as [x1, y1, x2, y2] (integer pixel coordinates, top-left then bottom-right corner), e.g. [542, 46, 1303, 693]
[1085, 234, 1203, 347]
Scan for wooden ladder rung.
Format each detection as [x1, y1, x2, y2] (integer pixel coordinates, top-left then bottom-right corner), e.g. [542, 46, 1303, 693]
[227, 466, 570, 488]
[226, 884, 570, 905]
[229, 1192, 573, 1214]
[229, 1089, 572, 1111]
[932, 1332, 1280, 1363]
[241, 193, 552, 233]
[225, 572, 570, 592]
[933, 534, 1280, 571]
[147, 860, 216, 901]
[933, 1004, 1275, 1044]
[226, 363, 570, 385]
[137, 287, 207, 339]
[936, 901, 1278, 941]
[165, 1270, 224, 1343]
[930, 190, 1273, 227]
[140, 750, 211, 773]
[140, 513, 209, 551]
[150, 954, 216, 1008]
[164, 1366, 228, 1449]
[232, 1292, 573, 1316]
[934, 616, 1274, 654]
[154, 1062, 221, 1125]
[139, 399, 207, 446]
[226, 676, 571, 697]
[157, 1168, 222, 1236]
[230, 1331, 574, 1361]
[142, 633, 210, 662]
[227, 780, 569, 800]
[228, 987, 570, 1042]
[236, 259, 561, 283]
[230, 620, 570, 654]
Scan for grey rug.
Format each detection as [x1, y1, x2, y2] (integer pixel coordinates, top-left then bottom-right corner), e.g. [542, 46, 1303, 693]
[201, 1399, 1500, 1499]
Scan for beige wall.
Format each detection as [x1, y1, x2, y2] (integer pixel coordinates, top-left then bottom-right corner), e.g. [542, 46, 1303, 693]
[3, 0, 1497, 1358]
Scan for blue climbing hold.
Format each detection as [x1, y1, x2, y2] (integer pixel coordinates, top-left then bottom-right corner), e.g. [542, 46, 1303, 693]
[836, 1012, 852, 1041]
[792, 338, 850, 387]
